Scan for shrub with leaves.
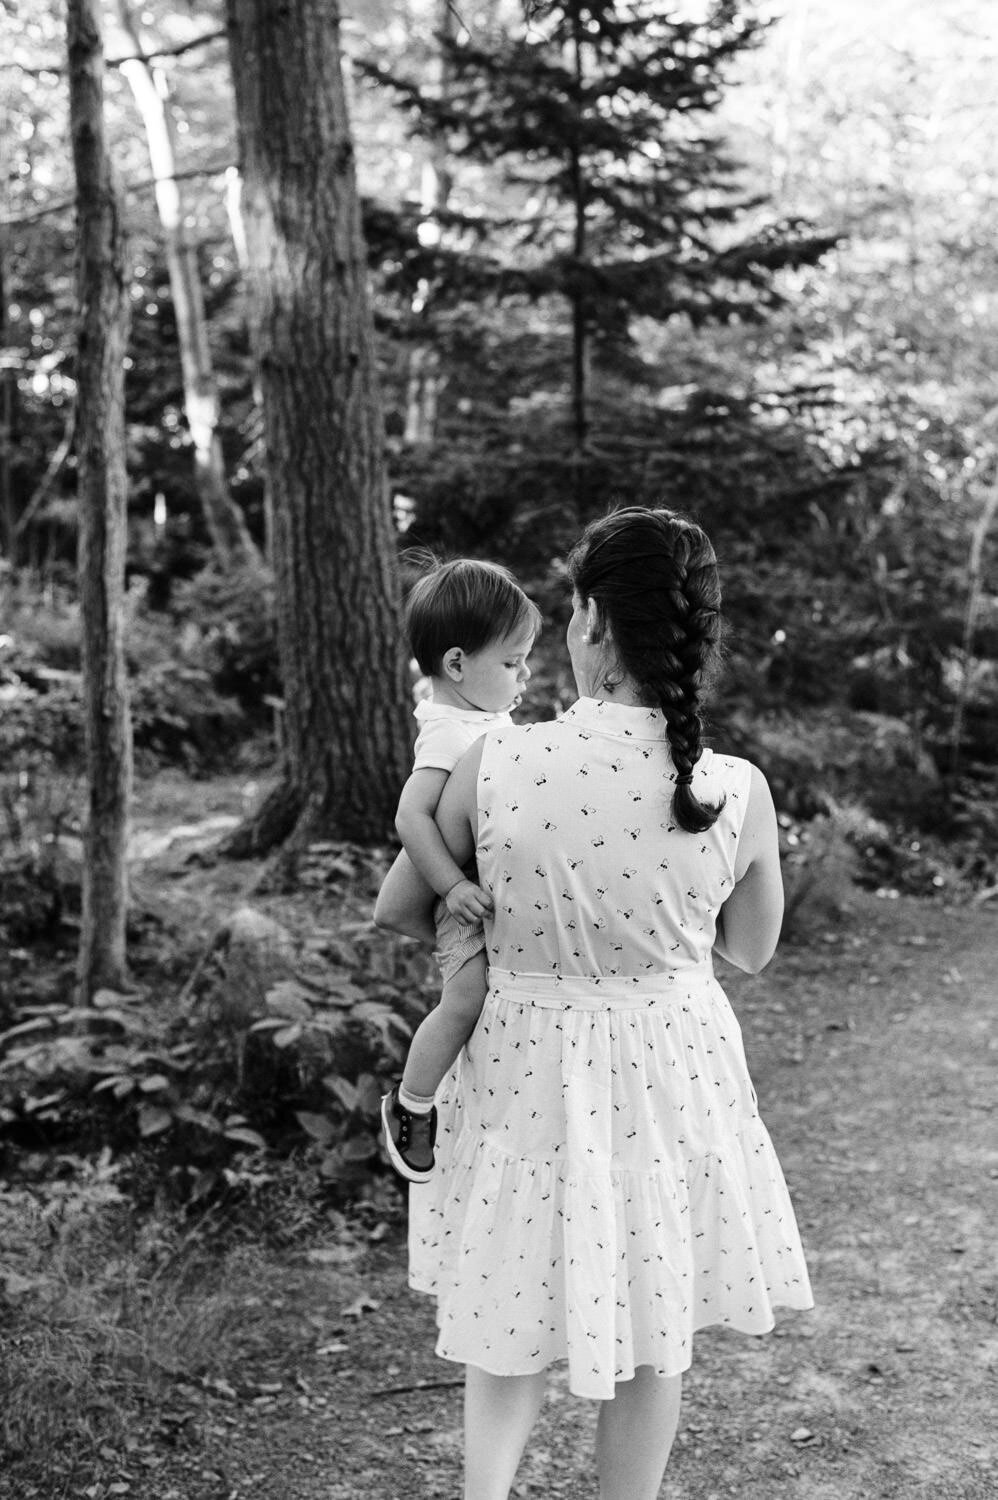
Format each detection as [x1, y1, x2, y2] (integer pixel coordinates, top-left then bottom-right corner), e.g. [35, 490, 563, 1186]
[169, 563, 280, 716]
[0, 887, 433, 1202]
[249, 969, 412, 1189]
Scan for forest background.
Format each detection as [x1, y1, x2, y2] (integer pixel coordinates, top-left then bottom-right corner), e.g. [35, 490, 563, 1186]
[0, 0, 997, 1490]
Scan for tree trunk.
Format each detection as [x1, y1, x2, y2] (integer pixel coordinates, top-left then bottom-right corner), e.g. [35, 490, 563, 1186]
[0, 239, 17, 564]
[225, 0, 411, 847]
[112, 0, 260, 572]
[402, 0, 455, 446]
[568, 2, 588, 459]
[67, 0, 132, 995]
[950, 473, 998, 774]
[223, 164, 272, 561]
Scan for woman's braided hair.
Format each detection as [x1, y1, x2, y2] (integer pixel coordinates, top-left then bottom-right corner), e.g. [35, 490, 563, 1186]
[567, 505, 725, 833]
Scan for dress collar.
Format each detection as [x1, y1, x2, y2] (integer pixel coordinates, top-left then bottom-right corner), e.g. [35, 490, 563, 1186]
[413, 698, 510, 725]
[559, 696, 669, 740]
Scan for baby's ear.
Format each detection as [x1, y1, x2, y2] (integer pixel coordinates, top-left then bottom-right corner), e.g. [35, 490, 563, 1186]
[442, 647, 464, 681]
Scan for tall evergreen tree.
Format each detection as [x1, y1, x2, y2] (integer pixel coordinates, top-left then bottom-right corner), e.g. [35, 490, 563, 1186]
[365, 0, 837, 454]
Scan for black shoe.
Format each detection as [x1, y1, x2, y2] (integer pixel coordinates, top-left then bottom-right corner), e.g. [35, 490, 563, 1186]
[381, 1084, 437, 1184]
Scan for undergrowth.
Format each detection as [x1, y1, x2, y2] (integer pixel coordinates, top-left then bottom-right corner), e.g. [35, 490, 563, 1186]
[0, 1152, 400, 1494]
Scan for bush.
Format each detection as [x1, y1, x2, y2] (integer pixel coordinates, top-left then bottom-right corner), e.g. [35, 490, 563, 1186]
[169, 564, 280, 715]
[129, 663, 249, 771]
[0, 848, 436, 1203]
[0, 568, 277, 779]
[723, 705, 942, 825]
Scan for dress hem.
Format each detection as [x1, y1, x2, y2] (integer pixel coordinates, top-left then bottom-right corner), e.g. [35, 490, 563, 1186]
[411, 1287, 815, 1400]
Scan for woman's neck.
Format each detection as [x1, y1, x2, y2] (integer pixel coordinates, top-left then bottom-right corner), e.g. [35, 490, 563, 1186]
[581, 675, 649, 707]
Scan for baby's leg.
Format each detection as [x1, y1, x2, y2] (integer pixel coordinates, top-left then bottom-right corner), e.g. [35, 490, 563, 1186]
[373, 849, 437, 945]
[402, 950, 488, 1099]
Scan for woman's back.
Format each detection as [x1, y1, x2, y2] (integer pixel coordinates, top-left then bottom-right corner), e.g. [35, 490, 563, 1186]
[477, 697, 751, 978]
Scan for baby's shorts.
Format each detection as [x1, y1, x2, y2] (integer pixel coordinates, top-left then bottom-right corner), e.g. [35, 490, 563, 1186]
[432, 898, 486, 984]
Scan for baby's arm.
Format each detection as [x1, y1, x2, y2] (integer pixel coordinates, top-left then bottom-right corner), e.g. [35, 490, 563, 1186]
[396, 769, 492, 923]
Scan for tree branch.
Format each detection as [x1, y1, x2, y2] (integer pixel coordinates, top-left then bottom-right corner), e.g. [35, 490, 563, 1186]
[1, 161, 235, 227]
[107, 26, 227, 67]
[3, 27, 227, 77]
[15, 400, 76, 536]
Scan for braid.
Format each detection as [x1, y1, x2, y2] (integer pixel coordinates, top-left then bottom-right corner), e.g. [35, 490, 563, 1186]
[568, 506, 726, 833]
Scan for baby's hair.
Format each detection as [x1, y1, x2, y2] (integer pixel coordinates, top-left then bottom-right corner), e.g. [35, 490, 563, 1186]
[568, 505, 725, 834]
[403, 550, 543, 678]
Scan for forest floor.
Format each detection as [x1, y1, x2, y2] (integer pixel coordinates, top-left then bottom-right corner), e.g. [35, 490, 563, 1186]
[3, 770, 997, 1500]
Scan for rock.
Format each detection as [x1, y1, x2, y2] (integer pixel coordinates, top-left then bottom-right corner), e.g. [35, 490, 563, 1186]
[213, 905, 297, 1023]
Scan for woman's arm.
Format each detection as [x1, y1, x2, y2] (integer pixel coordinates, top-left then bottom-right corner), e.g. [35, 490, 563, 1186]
[713, 764, 784, 974]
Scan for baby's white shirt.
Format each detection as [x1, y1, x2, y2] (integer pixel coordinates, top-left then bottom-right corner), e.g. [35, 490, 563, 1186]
[412, 699, 512, 774]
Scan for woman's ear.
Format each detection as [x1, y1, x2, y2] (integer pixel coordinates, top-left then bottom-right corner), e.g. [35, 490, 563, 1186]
[586, 599, 603, 645]
[442, 647, 464, 682]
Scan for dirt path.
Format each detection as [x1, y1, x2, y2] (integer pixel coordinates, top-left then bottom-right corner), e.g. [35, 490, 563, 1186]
[110, 890, 997, 1500]
[6, 888, 995, 1500]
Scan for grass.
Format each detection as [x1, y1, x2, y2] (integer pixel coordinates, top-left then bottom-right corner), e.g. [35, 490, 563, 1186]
[0, 1172, 292, 1491]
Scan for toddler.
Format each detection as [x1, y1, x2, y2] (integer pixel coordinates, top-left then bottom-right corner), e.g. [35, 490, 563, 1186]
[380, 557, 541, 1182]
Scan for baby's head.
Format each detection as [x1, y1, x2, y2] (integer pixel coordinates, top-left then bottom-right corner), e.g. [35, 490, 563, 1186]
[405, 556, 542, 713]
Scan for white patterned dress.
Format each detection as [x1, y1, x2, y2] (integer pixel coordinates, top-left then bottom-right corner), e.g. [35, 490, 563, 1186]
[409, 696, 813, 1399]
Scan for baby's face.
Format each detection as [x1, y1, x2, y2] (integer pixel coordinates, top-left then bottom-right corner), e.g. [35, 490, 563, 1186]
[459, 627, 534, 712]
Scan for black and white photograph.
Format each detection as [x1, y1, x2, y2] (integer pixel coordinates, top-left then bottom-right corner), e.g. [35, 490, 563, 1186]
[1, 2, 995, 1496]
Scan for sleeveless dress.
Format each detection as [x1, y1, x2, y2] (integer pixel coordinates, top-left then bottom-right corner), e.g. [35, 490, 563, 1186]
[409, 697, 813, 1399]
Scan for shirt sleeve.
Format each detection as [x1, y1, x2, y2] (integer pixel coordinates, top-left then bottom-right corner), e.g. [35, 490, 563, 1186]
[412, 717, 477, 774]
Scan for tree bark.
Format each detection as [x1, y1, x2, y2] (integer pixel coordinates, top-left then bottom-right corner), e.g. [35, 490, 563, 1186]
[223, 164, 272, 561]
[0, 239, 17, 564]
[402, 0, 455, 446]
[225, 0, 411, 847]
[568, 1, 588, 459]
[950, 472, 998, 774]
[67, 0, 132, 995]
[112, 0, 260, 572]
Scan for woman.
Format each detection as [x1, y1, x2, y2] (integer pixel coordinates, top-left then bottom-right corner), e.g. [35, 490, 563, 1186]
[375, 507, 813, 1500]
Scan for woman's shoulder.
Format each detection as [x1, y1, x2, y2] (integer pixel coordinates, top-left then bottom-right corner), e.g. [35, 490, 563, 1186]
[482, 716, 554, 746]
[696, 748, 759, 827]
[698, 745, 756, 785]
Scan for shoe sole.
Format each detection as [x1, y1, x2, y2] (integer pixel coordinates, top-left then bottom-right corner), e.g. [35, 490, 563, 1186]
[381, 1093, 434, 1185]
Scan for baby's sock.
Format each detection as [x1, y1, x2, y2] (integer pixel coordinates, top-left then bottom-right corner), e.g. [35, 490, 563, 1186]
[398, 1084, 436, 1116]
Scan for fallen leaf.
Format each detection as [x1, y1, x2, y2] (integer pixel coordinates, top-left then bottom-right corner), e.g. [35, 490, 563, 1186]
[306, 1245, 359, 1266]
[342, 1294, 380, 1318]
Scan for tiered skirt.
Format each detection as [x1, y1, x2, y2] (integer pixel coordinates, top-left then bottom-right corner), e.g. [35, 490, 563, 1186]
[409, 965, 813, 1399]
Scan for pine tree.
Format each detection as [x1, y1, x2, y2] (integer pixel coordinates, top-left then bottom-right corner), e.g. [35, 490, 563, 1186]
[365, 0, 837, 454]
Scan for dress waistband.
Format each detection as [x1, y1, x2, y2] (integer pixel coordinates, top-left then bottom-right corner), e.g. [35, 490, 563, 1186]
[487, 963, 717, 1010]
